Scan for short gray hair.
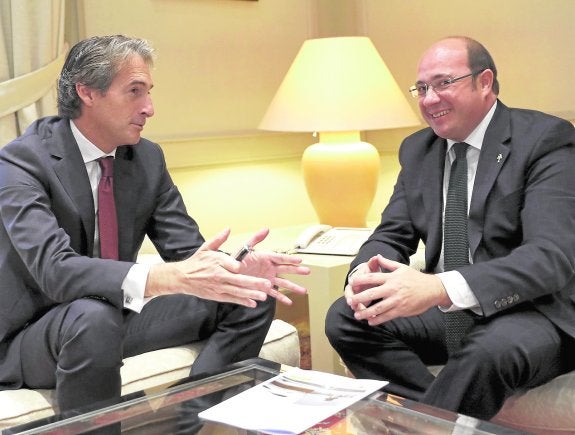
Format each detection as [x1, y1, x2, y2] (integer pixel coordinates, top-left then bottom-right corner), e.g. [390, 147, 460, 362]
[58, 35, 155, 119]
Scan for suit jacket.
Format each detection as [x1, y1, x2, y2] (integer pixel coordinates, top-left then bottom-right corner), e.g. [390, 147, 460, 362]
[0, 116, 204, 387]
[352, 101, 575, 339]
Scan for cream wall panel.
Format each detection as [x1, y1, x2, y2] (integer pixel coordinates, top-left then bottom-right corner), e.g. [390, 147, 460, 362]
[363, 0, 575, 120]
[81, 0, 315, 140]
[169, 157, 314, 239]
[152, 128, 406, 239]
[140, 151, 400, 244]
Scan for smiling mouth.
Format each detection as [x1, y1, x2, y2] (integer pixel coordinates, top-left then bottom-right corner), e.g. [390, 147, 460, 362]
[431, 110, 450, 119]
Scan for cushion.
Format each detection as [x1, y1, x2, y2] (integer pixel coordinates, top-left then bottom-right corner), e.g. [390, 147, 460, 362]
[491, 371, 575, 434]
[429, 365, 575, 434]
[0, 318, 299, 430]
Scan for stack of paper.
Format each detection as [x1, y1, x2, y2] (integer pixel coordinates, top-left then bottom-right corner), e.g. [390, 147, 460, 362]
[199, 367, 387, 434]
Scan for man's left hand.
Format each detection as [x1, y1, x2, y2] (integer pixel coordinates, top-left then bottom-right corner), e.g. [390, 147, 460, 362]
[235, 228, 310, 305]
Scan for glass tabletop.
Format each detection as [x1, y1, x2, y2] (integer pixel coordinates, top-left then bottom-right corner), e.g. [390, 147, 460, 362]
[6, 358, 526, 434]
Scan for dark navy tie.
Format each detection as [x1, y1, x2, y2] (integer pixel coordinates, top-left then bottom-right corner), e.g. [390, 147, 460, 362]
[443, 143, 475, 354]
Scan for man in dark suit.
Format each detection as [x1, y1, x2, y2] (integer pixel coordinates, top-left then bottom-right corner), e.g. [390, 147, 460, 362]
[0, 35, 310, 415]
[325, 36, 575, 420]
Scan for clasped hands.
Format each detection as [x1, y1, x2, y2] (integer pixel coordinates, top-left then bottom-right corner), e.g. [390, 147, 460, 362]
[146, 228, 310, 307]
[346, 255, 449, 326]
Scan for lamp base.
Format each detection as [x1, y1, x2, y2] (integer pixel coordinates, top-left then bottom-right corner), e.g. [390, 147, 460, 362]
[301, 132, 380, 227]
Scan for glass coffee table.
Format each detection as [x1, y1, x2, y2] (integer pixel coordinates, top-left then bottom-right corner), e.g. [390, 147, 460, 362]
[6, 358, 525, 434]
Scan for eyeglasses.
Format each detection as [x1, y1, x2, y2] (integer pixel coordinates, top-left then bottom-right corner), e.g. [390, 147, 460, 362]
[409, 70, 485, 98]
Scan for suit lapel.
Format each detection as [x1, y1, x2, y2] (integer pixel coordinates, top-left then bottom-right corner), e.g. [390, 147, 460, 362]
[114, 146, 137, 260]
[49, 121, 96, 255]
[422, 136, 447, 266]
[469, 103, 511, 256]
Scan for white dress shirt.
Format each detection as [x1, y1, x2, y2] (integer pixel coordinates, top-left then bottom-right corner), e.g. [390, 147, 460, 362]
[437, 101, 497, 313]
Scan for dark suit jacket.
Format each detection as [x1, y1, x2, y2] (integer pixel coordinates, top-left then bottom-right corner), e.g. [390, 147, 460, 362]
[352, 101, 575, 339]
[0, 116, 204, 387]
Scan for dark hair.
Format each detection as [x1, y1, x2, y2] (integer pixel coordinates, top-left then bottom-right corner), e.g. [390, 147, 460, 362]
[460, 36, 499, 95]
[58, 35, 155, 119]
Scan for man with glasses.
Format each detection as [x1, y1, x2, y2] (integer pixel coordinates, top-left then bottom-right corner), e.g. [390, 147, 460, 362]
[326, 36, 575, 420]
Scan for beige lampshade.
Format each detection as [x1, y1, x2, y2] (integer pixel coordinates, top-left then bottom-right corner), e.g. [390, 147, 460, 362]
[259, 36, 420, 132]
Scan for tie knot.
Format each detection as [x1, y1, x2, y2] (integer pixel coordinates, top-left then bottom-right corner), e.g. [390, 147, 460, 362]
[452, 142, 468, 160]
[98, 156, 114, 178]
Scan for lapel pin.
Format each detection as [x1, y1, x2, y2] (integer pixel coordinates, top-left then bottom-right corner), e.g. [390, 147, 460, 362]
[497, 153, 503, 163]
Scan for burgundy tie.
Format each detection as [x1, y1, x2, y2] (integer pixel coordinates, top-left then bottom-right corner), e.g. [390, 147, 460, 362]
[98, 157, 119, 260]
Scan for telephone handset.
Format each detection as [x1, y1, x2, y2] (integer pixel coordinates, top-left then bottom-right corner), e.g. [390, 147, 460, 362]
[294, 225, 372, 256]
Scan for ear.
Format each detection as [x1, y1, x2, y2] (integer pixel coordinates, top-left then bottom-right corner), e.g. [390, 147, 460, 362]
[75, 83, 96, 108]
[478, 69, 494, 93]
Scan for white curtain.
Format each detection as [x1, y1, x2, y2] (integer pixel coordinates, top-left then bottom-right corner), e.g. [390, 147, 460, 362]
[0, 0, 67, 146]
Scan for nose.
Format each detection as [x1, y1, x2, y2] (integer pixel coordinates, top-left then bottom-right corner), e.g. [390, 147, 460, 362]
[142, 94, 154, 117]
[421, 86, 441, 105]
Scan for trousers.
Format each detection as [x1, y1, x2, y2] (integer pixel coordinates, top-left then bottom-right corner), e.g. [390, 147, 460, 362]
[325, 296, 575, 420]
[17, 293, 275, 414]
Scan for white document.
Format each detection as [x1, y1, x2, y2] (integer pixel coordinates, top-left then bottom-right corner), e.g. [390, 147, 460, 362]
[198, 367, 387, 434]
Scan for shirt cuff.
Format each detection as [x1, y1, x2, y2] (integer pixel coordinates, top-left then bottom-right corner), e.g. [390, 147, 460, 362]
[436, 270, 481, 313]
[122, 263, 151, 313]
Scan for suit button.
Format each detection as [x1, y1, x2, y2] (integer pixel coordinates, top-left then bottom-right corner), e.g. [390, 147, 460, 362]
[513, 294, 520, 302]
[494, 300, 501, 309]
[501, 299, 508, 307]
[507, 296, 514, 304]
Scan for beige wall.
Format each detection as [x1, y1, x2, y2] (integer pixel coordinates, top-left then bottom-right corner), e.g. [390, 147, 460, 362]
[76, 0, 575, 249]
[364, 0, 575, 120]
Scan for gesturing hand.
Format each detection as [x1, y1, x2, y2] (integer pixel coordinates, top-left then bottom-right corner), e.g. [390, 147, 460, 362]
[146, 228, 310, 307]
[234, 228, 310, 305]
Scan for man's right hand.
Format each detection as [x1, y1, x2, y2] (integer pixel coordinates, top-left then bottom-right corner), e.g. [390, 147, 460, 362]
[344, 256, 383, 311]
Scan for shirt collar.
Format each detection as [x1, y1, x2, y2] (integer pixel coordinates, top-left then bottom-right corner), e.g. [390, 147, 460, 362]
[447, 100, 497, 153]
[70, 120, 116, 163]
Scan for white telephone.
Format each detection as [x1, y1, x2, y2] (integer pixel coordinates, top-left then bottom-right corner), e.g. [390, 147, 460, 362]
[293, 225, 372, 256]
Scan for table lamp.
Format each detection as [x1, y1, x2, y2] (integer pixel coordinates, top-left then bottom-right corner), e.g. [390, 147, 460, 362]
[259, 36, 420, 227]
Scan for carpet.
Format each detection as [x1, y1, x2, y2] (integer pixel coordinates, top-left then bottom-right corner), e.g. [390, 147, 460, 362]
[292, 318, 311, 369]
